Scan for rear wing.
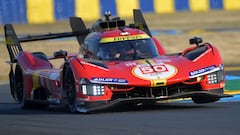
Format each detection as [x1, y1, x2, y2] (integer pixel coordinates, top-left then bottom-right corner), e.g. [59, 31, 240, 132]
[4, 24, 23, 63]
[133, 9, 152, 37]
[4, 17, 89, 63]
[4, 9, 150, 63]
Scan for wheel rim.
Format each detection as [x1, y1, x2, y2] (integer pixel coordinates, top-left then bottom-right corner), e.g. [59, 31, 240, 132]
[64, 67, 76, 109]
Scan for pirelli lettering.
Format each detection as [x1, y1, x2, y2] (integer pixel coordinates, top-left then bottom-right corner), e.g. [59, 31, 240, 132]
[100, 34, 150, 43]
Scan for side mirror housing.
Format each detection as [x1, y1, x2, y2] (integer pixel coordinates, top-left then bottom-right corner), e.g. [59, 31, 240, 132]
[54, 50, 68, 59]
[189, 37, 203, 46]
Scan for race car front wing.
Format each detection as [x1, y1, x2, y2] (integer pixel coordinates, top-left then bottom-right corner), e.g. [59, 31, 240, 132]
[76, 89, 232, 113]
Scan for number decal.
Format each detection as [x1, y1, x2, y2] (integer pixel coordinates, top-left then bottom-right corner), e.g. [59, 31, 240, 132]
[133, 64, 177, 80]
[139, 65, 168, 74]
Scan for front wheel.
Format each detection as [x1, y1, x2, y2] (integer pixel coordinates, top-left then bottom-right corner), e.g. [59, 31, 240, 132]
[63, 66, 77, 112]
[192, 95, 220, 104]
[191, 89, 223, 104]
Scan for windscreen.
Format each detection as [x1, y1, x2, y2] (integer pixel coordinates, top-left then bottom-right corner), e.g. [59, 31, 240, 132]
[96, 39, 159, 61]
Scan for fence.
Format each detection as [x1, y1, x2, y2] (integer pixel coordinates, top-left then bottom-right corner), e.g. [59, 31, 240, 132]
[0, 0, 239, 24]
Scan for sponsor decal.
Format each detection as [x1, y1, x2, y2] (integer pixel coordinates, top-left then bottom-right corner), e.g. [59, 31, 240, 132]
[91, 77, 128, 84]
[139, 64, 168, 74]
[132, 63, 177, 80]
[154, 58, 171, 63]
[124, 59, 171, 67]
[189, 65, 217, 77]
[100, 34, 150, 43]
[124, 61, 137, 67]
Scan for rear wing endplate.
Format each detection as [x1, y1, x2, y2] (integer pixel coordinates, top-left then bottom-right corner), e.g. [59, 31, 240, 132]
[4, 24, 23, 63]
[4, 17, 89, 63]
[133, 9, 152, 37]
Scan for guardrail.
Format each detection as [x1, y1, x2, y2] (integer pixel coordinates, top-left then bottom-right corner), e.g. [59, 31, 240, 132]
[0, 0, 240, 24]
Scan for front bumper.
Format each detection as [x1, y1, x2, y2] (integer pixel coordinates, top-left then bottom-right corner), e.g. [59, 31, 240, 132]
[76, 89, 232, 113]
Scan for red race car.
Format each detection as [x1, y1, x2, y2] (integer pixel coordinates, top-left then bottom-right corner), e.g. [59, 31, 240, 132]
[4, 9, 231, 113]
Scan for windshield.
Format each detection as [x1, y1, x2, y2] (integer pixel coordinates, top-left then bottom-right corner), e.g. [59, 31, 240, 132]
[96, 39, 159, 61]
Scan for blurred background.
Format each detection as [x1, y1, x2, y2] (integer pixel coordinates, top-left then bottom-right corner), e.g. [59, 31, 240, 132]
[0, 0, 240, 82]
[0, 0, 240, 24]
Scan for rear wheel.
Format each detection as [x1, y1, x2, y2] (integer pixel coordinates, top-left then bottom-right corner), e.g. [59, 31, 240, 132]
[15, 65, 32, 108]
[9, 65, 16, 100]
[64, 66, 77, 112]
[15, 65, 49, 109]
[33, 88, 50, 109]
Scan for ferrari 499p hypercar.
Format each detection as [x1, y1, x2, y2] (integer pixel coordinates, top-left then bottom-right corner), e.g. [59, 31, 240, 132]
[4, 9, 231, 113]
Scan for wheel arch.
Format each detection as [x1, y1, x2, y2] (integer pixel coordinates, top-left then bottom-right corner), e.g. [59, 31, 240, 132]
[182, 43, 223, 64]
[62, 62, 71, 85]
[62, 58, 86, 84]
[62, 60, 80, 88]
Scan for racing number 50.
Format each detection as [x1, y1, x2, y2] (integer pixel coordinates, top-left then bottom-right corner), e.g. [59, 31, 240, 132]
[139, 65, 168, 74]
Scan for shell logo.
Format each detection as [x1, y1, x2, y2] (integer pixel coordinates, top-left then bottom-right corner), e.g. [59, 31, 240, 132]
[132, 63, 178, 80]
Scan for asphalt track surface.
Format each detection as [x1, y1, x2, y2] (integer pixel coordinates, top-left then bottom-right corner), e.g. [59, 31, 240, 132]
[0, 71, 240, 135]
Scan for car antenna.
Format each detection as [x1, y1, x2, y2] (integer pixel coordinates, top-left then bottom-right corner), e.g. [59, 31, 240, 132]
[104, 11, 111, 21]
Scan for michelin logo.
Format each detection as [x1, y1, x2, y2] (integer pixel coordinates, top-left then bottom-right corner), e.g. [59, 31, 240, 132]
[189, 65, 217, 77]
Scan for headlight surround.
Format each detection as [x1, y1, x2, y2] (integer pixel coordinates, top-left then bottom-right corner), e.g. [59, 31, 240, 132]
[80, 78, 105, 96]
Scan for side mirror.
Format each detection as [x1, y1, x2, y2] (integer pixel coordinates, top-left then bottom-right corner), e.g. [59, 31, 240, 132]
[189, 37, 203, 46]
[54, 50, 68, 60]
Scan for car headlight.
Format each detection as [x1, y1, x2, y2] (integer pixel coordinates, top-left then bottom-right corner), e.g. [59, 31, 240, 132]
[80, 78, 105, 96]
[208, 70, 224, 84]
[208, 73, 218, 84]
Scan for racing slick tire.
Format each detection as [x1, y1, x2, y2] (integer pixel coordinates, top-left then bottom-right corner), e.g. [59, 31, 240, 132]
[63, 66, 78, 112]
[15, 64, 49, 109]
[15, 64, 32, 108]
[192, 96, 220, 104]
[191, 89, 222, 104]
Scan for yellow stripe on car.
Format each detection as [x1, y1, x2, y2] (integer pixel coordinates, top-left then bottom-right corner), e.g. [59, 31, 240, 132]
[100, 34, 150, 43]
[32, 71, 41, 90]
[151, 79, 167, 87]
